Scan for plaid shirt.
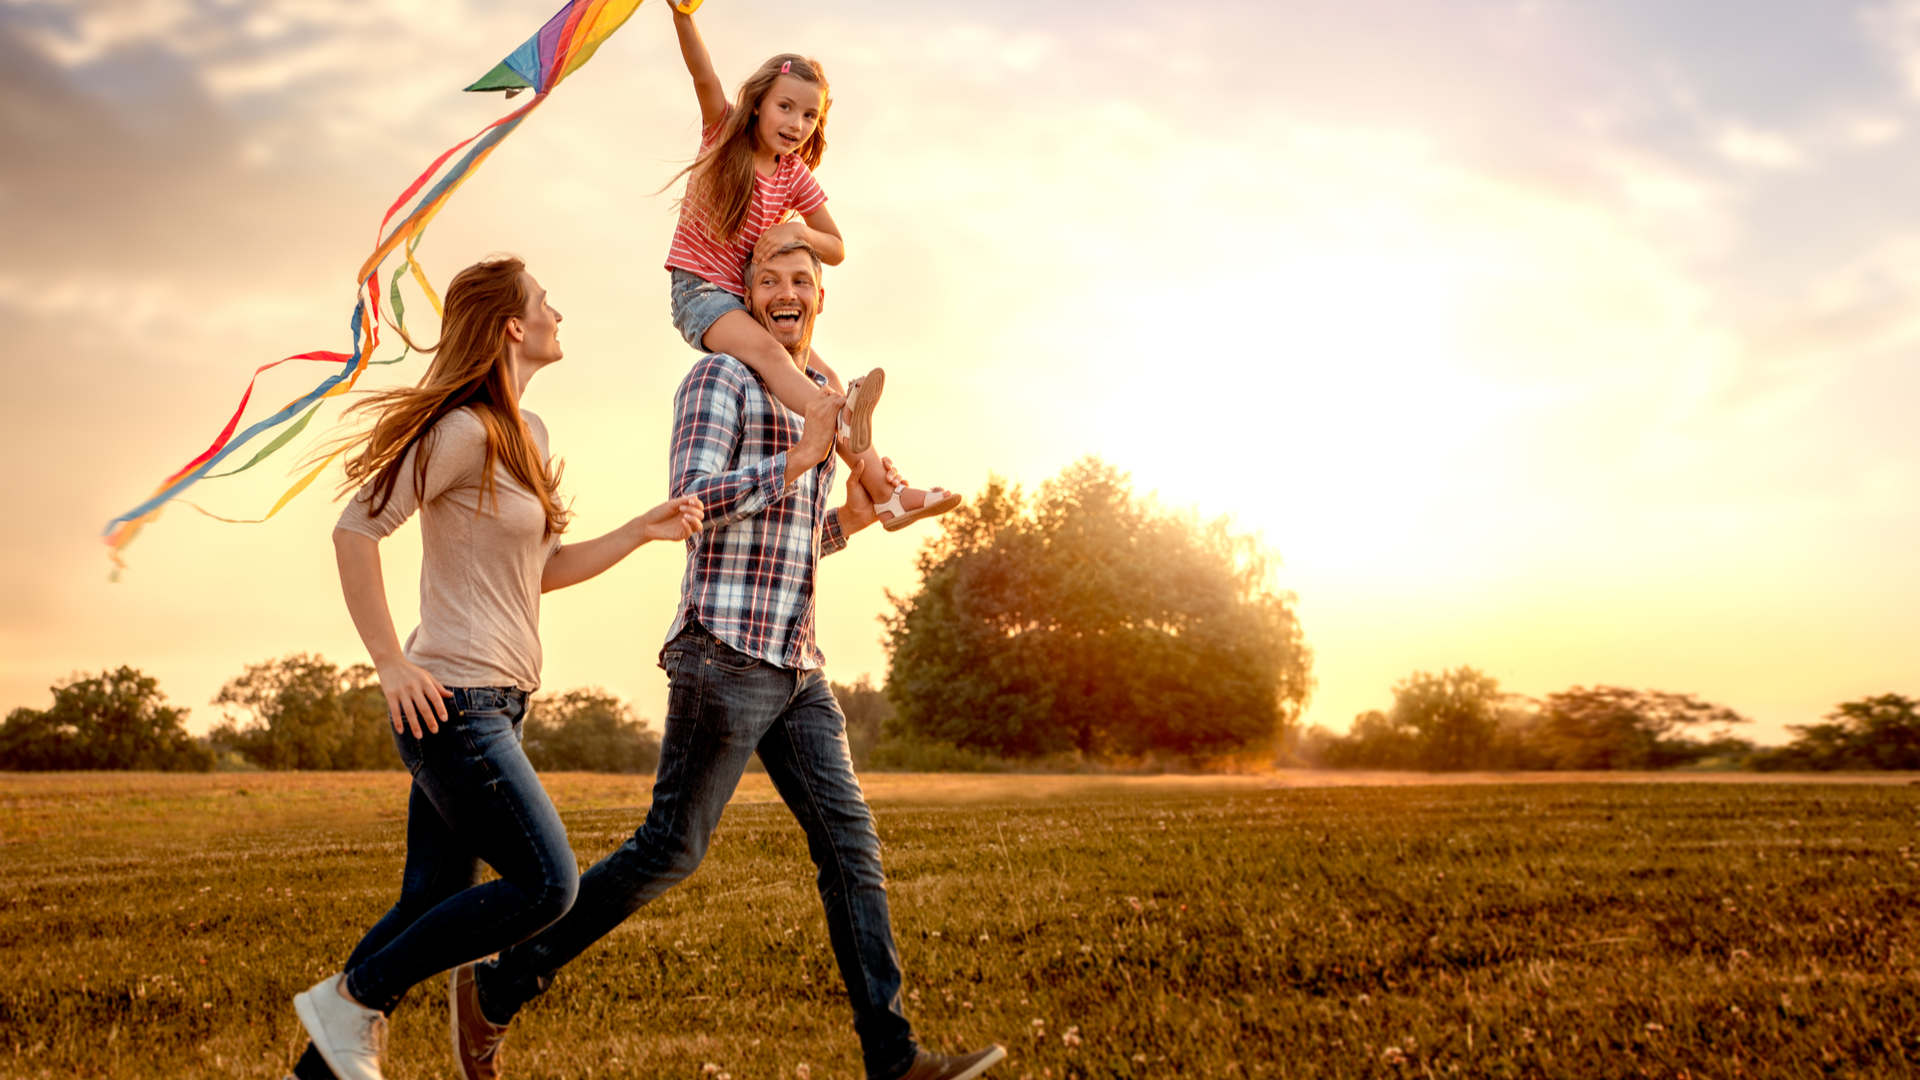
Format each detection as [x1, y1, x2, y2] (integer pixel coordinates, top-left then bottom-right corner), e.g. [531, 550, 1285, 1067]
[663, 353, 848, 670]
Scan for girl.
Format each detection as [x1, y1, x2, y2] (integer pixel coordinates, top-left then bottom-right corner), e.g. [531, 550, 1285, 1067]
[663, 3, 960, 531]
[288, 255, 703, 1080]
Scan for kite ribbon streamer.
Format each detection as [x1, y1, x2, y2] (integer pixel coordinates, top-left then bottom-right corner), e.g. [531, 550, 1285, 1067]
[102, 0, 676, 575]
[99, 303, 379, 575]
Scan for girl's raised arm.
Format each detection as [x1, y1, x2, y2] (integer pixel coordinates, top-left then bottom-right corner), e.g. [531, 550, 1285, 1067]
[671, 6, 729, 129]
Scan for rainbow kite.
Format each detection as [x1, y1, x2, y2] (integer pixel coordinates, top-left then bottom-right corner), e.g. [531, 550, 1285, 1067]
[101, 0, 700, 577]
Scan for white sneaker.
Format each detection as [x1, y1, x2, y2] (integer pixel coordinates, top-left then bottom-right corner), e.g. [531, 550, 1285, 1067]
[293, 973, 387, 1080]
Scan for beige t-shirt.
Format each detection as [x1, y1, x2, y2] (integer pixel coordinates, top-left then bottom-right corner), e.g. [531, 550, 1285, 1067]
[335, 407, 559, 691]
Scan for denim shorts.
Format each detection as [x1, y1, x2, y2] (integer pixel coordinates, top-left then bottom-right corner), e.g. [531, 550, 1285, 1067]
[669, 269, 748, 352]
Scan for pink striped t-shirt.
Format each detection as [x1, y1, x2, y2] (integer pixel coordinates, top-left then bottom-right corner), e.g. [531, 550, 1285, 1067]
[665, 106, 828, 297]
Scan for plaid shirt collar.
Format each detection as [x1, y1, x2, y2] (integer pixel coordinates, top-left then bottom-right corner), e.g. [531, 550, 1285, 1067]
[663, 353, 848, 670]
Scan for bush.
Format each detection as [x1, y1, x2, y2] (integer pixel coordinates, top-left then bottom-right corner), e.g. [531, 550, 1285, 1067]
[830, 676, 893, 770]
[0, 667, 211, 772]
[1316, 674, 1752, 772]
[866, 736, 1009, 773]
[1749, 694, 1920, 771]
[206, 655, 398, 771]
[523, 688, 660, 775]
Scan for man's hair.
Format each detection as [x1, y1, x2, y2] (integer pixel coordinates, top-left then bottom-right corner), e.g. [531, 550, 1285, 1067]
[746, 239, 823, 287]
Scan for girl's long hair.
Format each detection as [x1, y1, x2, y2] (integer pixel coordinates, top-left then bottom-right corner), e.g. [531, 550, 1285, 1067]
[670, 53, 830, 245]
[335, 255, 569, 537]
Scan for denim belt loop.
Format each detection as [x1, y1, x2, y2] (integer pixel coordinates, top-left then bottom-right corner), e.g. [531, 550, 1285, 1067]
[451, 686, 529, 716]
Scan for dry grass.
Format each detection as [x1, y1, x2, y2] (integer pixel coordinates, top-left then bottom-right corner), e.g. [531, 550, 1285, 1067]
[3, 771, 1919, 1078]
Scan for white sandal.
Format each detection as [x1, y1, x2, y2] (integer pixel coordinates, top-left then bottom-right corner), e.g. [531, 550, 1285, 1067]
[874, 484, 962, 532]
[838, 368, 885, 454]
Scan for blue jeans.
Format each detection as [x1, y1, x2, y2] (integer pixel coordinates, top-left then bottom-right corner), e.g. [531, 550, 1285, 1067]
[477, 623, 920, 1080]
[669, 268, 749, 351]
[293, 687, 580, 1078]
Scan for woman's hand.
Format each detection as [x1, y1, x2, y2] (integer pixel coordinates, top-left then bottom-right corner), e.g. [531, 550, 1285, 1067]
[375, 655, 453, 738]
[541, 496, 707, 592]
[637, 495, 706, 542]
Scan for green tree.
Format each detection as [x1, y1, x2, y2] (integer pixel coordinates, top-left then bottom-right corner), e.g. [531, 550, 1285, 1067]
[0, 666, 212, 771]
[830, 676, 893, 769]
[884, 458, 1313, 763]
[1316, 710, 1422, 769]
[1314, 668, 1507, 771]
[1534, 686, 1750, 770]
[1750, 694, 1920, 771]
[523, 688, 660, 775]
[207, 655, 398, 770]
[1391, 667, 1505, 771]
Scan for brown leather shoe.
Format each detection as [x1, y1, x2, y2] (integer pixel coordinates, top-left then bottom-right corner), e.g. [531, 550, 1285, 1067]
[448, 962, 508, 1080]
[891, 1045, 1007, 1080]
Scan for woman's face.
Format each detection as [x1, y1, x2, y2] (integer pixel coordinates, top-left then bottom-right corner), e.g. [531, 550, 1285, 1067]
[513, 272, 563, 365]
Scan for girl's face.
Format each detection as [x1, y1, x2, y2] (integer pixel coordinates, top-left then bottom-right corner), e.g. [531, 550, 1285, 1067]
[753, 74, 825, 159]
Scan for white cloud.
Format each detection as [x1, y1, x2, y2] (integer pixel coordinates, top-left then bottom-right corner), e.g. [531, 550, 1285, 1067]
[1713, 124, 1805, 168]
[1867, 0, 1920, 101]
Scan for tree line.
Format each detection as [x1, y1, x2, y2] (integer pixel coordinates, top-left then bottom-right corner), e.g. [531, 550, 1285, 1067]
[1300, 672, 1920, 773]
[1296, 668, 1756, 771]
[5, 456, 1910, 775]
[3, 661, 1911, 777]
[0, 657, 668, 774]
[0, 654, 897, 775]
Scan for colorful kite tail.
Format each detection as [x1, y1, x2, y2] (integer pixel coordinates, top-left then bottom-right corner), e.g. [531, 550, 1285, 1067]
[102, 0, 679, 577]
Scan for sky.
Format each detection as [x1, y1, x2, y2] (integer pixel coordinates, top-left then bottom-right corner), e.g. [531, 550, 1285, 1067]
[2, 0, 1916, 745]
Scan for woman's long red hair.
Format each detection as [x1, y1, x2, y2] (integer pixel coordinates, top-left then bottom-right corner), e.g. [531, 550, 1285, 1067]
[335, 255, 569, 537]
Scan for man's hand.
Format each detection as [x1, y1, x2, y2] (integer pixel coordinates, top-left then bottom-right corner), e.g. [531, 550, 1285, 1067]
[636, 495, 706, 542]
[836, 458, 880, 535]
[785, 387, 844, 486]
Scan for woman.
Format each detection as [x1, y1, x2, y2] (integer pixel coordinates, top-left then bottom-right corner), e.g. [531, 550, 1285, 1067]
[289, 255, 702, 1080]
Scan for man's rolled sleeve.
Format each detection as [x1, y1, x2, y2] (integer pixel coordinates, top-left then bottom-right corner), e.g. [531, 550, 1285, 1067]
[820, 508, 848, 556]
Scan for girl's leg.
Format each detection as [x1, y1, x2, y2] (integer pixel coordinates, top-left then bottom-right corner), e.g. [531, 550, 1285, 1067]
[293, 761, 486, 1079]
[701, 309, 836, 416]
[842, 441, 959, 525]
[340, 691, 578, 1015]
[790, 350, 960, 525]
[701, 310, 960, 528]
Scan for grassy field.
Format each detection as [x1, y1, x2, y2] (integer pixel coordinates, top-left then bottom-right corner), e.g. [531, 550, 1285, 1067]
[3, 771, 1919, 1079]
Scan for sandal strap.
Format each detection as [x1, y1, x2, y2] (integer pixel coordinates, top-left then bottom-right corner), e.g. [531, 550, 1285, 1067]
[873, 483, 909, 521]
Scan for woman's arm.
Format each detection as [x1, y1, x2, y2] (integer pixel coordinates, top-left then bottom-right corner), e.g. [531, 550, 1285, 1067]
[333, 528, 453, 737]
[542, 496, 705, 593]
[672, 6, 729, 129]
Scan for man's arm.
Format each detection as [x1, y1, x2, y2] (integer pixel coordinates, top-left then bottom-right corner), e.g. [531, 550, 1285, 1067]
[670, 357, 842, 529]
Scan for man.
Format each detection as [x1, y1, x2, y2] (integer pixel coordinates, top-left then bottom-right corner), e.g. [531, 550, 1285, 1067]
[451, 241, 1005, 1080]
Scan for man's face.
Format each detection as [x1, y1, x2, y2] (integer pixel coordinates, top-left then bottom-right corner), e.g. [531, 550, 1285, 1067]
[747, 250, 823, 360]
